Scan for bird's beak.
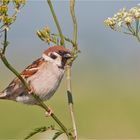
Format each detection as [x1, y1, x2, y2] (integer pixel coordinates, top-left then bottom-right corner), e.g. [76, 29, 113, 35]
[63, 53, 72, 59]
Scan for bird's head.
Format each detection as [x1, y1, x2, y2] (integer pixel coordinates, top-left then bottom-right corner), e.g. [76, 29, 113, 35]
[42, 46, 72, 69]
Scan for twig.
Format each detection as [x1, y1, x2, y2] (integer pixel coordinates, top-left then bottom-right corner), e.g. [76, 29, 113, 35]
[51, 33, 75, 46]
[47, 0, 65, 46]
[0, 52, 71, 137]
[66, 65, 77, 140]
[46, 1, 79, 139]
[0, 30, 71, 139]
[24, 126, 54, 140]
[46, 1, 77, 139]
[70, 0, 77, 48]
[2, 29, 8, 54]
[66, 0, 78, 140]
[136, 35, 140, 42]
[136, 18, 139, 36]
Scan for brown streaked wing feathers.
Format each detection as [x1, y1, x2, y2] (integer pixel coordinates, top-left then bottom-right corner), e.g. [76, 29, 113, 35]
[21, 58, 44, 79]
[1, 58, 44, 98]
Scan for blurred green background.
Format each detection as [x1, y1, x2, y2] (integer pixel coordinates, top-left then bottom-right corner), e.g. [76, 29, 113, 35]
[1, 0, 140, 139]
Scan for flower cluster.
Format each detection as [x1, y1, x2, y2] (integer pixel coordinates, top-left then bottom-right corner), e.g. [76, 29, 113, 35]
[104, 4, 140, 35]
[0, 0, 26, 31]
[37, 26, 59, 45]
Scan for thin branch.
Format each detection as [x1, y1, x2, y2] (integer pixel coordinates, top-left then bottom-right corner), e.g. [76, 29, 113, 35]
[123, 32, 133, 35]
[136, 35, 140, 42]
[0, 53, 72, 138]
[33, 96, 71, 138]
[24, 126, 54, 140]
[51, 33, 75, 46]
[0, 52, 71, 137]
[46, 1, 78, 139]
[65, 65, 77, 140]
[1, 1, 74, 139]
[47, 0, 65, 46]
[2, 29, 8, 54]
[127, 24, 135, 35]
[70, 0, 77, 48]
[65, 0, 78, 140]
[136, 18, 139, 36]
[0, 53, 29, 89]
[0, 30, 71, 139]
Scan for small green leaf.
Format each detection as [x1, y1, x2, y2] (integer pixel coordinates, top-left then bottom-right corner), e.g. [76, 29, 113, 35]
[52, 131, 64, 140]
[24, 125, 55, 140]
[36, 30, 45, 41]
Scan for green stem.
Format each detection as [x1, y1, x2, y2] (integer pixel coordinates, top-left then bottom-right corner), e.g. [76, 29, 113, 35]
[127, 24, 135, 35]
[70, 0, 77, 48]
[66, 65, 77, 140]
[66, 1, 78, 140]
[2, 29, 8, 54]
[136, 35, 140, 42]
[0, 30, 71, 139]
[0, 53, 29, 89]
[136, 18, 139, 36]
[51, 33, 75, 46]
[34, 96, 71, 138]
[0, 53, 71, 138]
[69, 0, 79, 64]
[47, 0, 65, 46]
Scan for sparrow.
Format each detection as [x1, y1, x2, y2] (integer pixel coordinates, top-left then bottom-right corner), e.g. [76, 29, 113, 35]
[0, 46, 72, 105]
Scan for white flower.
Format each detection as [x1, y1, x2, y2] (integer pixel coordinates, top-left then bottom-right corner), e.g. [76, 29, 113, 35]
[134, 11, 140, 18]
[104, 17, 116, 27]
[130, 7, 138, 14]
[124, 16, 133, 24]
[118, 21, 123, 26]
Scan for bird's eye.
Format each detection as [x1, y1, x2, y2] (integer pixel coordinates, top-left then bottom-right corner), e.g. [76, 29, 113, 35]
[50, 53, 57, 59]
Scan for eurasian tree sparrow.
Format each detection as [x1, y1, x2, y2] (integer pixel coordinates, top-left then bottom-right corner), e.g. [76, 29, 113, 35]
[0, 46, 71, 105]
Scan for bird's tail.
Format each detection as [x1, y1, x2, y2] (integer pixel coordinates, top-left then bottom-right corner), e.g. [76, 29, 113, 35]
[0, 91, 7, 99]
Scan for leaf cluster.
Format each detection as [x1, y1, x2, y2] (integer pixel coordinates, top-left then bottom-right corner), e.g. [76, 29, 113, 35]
[24, 125, 65, 140]
[0, 0, 26, 31]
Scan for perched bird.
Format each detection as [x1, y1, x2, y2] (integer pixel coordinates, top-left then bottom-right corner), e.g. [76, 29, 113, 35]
[0, 46, 72, 105]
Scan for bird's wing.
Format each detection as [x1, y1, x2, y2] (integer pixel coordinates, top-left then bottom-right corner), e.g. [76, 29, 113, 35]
[2, 58, 44, 99]
[21, 57, 44, 79]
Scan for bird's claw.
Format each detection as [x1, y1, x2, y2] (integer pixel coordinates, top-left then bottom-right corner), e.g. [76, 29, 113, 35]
[45, 107, 53, 117]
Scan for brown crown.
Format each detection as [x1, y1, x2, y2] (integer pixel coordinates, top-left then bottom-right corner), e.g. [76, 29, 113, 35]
[44, 46, 70, 55]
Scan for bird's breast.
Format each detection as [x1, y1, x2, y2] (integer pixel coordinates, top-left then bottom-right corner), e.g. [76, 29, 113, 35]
[28, 63, 64, 100]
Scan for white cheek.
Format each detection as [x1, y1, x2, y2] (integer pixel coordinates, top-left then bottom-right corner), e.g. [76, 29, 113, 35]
[53, 57, 62, 67]
[42, 54, 62, 67]
[42, 54, 54, 62]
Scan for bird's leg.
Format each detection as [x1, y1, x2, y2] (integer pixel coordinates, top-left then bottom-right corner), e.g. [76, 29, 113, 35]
[45, 107, 53, 117]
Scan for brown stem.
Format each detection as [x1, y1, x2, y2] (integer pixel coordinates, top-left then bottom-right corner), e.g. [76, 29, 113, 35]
[66, 65, 77, 140]
[67, 0, 78, 139]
